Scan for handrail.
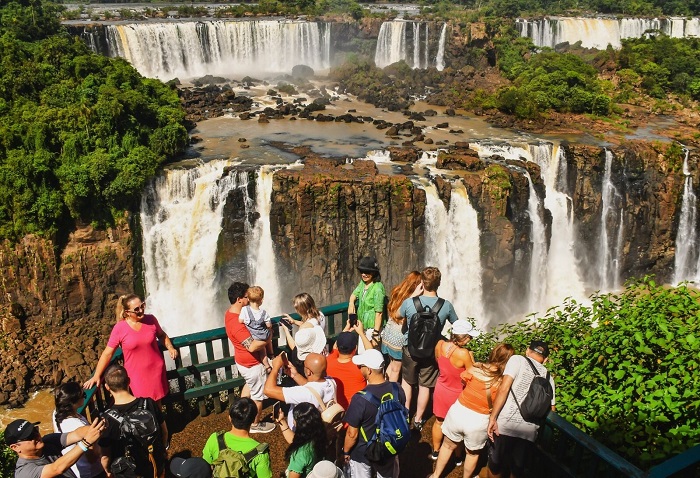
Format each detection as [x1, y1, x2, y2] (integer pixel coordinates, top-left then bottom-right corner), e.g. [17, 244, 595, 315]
[646, 444, 700, 478]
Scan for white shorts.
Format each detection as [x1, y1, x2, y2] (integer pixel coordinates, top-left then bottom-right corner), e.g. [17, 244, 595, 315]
[441, 401, 490, 451]
[237, 362, 267, 401]
[347, 457, 399, 478]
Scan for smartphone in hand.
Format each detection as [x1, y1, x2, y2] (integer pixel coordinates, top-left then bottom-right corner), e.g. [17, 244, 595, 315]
[349, 313, 358, 327]
[280, 351, 289, 368]
[272, 401, 281, 419]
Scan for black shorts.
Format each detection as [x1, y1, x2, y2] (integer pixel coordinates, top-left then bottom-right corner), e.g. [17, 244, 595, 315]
[488, 434, 533, 477]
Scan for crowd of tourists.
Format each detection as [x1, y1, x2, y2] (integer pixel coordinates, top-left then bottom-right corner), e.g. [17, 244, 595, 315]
[4, 258, 555, 478]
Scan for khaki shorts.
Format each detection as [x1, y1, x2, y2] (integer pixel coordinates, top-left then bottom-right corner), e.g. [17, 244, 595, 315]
[237, 362, 267, 401]
[401, 346, 438, 387]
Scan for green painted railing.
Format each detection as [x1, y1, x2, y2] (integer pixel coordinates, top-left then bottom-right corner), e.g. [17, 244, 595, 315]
[82, 301, 699, 477]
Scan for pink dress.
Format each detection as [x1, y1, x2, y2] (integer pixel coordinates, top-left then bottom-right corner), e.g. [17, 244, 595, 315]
[107, 314, 169, 401]
[433, 342, 466, 419]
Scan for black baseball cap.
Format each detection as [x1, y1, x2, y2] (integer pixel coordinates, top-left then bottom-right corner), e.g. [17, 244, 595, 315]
[336, 331, 358, 353]
[170, 457, 212, 478]
[4, 419, 40, 445]
[529, 340, 550, 358]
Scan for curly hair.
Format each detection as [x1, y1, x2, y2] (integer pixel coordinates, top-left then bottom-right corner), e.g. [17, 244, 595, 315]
[53, 381, 84, 432]
[284, 402, 326, 463]
[387, 271, 421, 323]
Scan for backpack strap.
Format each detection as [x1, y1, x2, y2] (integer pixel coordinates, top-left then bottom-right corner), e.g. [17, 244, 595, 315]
[216, 431, 228, 454]
[412, 296, 424, 314]
[432, 298, 445, 316]
[525, 357, 541, 376]
[355, 390, 380, 442]
[304, 384, 327, 411]
[104, 408, 123, 425]
[242, 442, 269, 462]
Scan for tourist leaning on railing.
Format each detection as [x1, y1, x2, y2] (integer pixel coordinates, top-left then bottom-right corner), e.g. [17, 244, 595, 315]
[83, 294, 177, 406]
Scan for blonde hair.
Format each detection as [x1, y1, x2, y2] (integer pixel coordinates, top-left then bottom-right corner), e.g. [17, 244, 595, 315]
[293, 293, 320, 320]
[247, 286, 264, 305]
[116, 294, 140, 322]
[387, 271, 421, 324]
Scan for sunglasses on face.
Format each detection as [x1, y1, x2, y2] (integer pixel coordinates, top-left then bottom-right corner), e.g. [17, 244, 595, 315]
[127, 303, 146, 314]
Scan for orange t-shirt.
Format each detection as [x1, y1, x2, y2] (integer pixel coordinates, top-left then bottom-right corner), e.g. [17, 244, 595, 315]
[326, 349, 367, 409]
[458, 367, 500, 415]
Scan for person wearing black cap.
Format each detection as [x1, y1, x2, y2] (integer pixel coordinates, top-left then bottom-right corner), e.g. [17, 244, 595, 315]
[170, 457, 212, 478]
[486, 340, 556, 478]
[347, 256, 386, 337]
[5, 417, 105, 478]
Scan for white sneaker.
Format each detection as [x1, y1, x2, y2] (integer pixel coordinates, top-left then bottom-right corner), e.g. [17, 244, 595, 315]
[250, 422, 276, 434]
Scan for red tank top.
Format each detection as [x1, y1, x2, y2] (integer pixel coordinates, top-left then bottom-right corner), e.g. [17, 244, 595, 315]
[436, 342, 465, 392]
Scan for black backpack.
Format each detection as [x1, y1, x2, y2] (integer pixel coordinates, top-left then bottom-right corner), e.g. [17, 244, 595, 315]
[406, 297, 444, 360]
[510, 357, 553, 423]
[105, 399, 161, 478]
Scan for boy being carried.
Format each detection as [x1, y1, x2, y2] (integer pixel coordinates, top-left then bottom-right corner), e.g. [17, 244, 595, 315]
[239, 286, 274, 371]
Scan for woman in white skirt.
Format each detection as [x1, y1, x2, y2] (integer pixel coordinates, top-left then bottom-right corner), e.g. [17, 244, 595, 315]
[428, 343, 515, 478]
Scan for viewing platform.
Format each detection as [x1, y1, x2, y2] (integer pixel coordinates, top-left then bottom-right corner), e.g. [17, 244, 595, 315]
[82, 303, 700, 478]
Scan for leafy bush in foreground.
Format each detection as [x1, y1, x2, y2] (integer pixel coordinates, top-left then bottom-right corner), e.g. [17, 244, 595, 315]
[0, 430, 15, 478]
[470, 277, 700, 469]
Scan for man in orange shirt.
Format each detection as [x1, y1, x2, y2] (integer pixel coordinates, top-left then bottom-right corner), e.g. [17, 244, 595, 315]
[326, 332, 367, 408]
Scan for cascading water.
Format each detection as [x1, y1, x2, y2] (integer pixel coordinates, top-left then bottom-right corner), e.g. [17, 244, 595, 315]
[435, 23, 447, 72]
[516, 16, 700, 49]
[102, 20, 331, 79]
[140, 161, 243, 337]
[245, 166, 283, 316]
[524, 171, 548, 313]
[598, 150, 623, 290]
[419, 178, 486, 327]
[674, 148, 698, 283]
[374, 20, 446, 70]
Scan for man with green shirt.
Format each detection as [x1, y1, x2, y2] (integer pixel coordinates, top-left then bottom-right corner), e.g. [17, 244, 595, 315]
[202, 398, 272, 478]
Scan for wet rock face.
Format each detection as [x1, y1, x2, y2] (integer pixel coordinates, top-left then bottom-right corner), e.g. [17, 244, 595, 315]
[0, 222, 135, 407]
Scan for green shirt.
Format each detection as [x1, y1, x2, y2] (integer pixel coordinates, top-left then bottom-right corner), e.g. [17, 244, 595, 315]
[286, 442, 317, 477]
[352, 281, 386, 329]
[202, 432, 272, 478]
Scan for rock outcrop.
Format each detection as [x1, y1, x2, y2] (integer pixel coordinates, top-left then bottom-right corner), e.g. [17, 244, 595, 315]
[0, 222, 136, 406]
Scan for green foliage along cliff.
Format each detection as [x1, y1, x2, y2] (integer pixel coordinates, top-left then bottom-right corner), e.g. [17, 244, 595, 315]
[469, 277, 700, 469]
[0, 0, 188, 240]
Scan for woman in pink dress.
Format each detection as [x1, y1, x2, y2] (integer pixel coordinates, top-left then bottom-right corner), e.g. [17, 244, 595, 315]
[84, 294, 178, 404]
[430, 319, 479, 462]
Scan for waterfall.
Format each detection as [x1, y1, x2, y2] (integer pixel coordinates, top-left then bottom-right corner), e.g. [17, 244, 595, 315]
[517, 16, 700, 49]
[524, 171, 548, 313]
[140, 161, 244, 337]
[246, 166, 283, 316]
[419, 179, 486, 327]
[598, 150, 623, 290]
[375, 20, 445, 70]
[674, 148, 698, 283]
[101, 20, 331, 79]
[436, 23, 447, 71]
[529, 144, 585, 306]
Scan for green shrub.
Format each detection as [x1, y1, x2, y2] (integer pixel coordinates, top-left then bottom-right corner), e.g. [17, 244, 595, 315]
[470, 277, 700, 469]
[0, 431, 16, 478]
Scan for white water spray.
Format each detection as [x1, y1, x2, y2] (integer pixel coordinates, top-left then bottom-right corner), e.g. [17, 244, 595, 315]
[524, 171, 548, 313]
[436, 23, 447, 71]
[140, 161, 243, 337]
[598, 150, 623, 290]
[246, 166, 283, 316]
[419, 178, 486, 327]
[674, 148, 698, 283]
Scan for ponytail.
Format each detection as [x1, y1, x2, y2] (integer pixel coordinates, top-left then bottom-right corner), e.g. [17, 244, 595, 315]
[116, 294, 139, 322]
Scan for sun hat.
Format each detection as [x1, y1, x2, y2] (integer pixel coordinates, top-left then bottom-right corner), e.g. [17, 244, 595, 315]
[308, 460, 345, 478]
[4, 419, 40, 445]
[170, 457, 212, 478]
[451, 319, 480, 338]
[357, 256, 380, 274]
[295, 325, 327, 360]
[352, 348, 385, 370]
[529, 340, 550, 358]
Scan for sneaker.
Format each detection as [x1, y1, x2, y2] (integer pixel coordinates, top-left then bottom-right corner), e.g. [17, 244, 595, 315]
[430, 451, 439, 461]
[250, 422, 276, 434]
[455, 459, 464, 466]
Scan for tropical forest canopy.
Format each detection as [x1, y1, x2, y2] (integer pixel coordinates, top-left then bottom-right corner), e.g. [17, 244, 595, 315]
[0, 0, 188, 241]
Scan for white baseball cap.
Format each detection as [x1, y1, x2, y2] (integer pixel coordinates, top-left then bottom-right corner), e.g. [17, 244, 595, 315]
[351, 349, 385, 370]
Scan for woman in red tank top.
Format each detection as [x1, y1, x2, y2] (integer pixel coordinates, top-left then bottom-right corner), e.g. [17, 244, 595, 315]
[430, 319, 479, 461]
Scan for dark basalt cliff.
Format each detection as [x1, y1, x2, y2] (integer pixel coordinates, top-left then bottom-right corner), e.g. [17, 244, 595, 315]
[0, 222, 136, 406]
[0, 141, 694, 406]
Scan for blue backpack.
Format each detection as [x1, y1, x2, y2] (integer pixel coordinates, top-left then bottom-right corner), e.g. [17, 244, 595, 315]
[357, 383, 410, 463]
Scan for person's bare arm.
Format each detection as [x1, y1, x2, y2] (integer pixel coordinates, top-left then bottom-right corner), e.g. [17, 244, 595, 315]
[343, 425, 359, 463]
[241, 335, 269, 353]
[41, 419, 105, 478]
[160, 421, 168, 448]
[352, 322, 374, 350]
[263, 355, 287, 401]
[83, 346, 116, 389]
[373, 311, 382, 332]
[280, 326, 296, 350]
[487, 375, 514, 440]
[157, 330, 178, 360]
[348, 294, 357, 314]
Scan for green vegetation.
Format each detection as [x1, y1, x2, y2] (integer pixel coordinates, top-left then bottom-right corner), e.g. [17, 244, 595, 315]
[0, 430, 14, 478]
[470, 277, 700, 469]
[0, 0, 188, 240]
